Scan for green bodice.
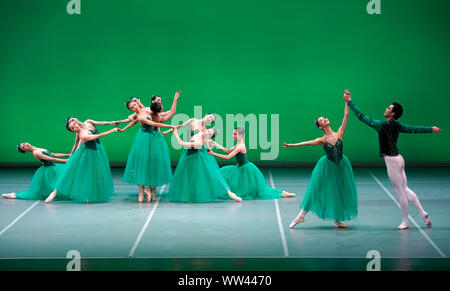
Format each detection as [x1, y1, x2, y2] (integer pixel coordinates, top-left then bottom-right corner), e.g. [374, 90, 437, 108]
[235, 152, 249, 167]
[323, 139, 343, 163]
[89, 128, 101, 144]
[142, 117, 157, 133]
[40, 151, 55, 167]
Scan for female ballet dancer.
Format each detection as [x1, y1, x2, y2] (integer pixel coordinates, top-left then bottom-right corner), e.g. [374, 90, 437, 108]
[121, 99, 175, 202]
[207, 127, 296, 200]
[2, 143, 69, 200]
[166, 127, 242, 203]
[112, 91, 180, 127]
[283, 100, 358, 229]
[68, 118, 118, 155]
[44, 118, 120, 203]
[344, 90, 440, 229]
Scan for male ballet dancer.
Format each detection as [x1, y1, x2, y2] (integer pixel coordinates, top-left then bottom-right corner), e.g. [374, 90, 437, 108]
[343, 90, 441, 230]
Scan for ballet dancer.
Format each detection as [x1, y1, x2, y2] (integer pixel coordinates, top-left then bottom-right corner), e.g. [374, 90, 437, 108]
[121, 99, 175, 202]
[2, 143, 69, 200]
[166, 127, 242, 203]
[284, 98, 358, 229]
[112, 91, 181, 126]
[344, 89, 441, 230]
[207, 127, 296, 200]
[45, 118, 120, 203]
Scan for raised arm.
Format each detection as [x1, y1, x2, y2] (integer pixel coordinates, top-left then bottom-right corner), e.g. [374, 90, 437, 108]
[282, 138, 324, 148]
[85, 119, 115, 126]
[337, 101, 349, 139]
[79, 128, 120, 142]
[344, 92, 382, 132]
[162, 118, 194, 136]
[160, 91, 181, 122]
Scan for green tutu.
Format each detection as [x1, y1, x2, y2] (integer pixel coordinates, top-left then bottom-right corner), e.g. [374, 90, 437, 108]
[16, 153, 67, 200]
[219, 153, 282, 200]
[123, 125, 172, 187]
[165, 148, 230, 203]
[54, 141, 114, 203]
[301, 154, 358, 221]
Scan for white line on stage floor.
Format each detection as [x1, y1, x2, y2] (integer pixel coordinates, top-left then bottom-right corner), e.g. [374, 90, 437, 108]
[0, 201, 40, 237]
[268, 169, 289, 258]
[128, 185, 166, 258]
[367, 169, 447, 258]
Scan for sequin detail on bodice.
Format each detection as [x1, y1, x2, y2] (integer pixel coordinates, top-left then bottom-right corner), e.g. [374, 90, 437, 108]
[323, 139, 343, 163]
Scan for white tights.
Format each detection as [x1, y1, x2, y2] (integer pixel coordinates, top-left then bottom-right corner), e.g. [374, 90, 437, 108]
[384, 155, 427, 224]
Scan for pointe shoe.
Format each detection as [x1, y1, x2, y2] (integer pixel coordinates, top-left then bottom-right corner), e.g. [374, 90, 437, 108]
[138, 191, 144, 203]
[289, 216, 304, 229]
[334, 222, 348, 229]
[229, 192, 242, 203]
[2, 193, 16, 199]
[143, 189, 152, 203]
[422, 213, 432, 228]
[281, 191, 296, 198]
[152, 187, 157, 200]
[45, 192, 56, 203]
[398, 221, 409, 230]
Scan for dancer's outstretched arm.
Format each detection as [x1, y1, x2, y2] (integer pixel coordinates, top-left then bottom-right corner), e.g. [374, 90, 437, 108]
[160, 91, 181, 121]
[139, 116, 175, 128]
[33, 151, 68, 163]
[162, 118, 194, 135]
[111, 113, 137, 125]
[85, 119, 115, 126]
[173, 129, 203, 148]
[209, 140, 235, 153]
[49, 152, 71, 158]
[344, 92, 382, 132]
[337, 101, 350, 139]
[282, 138, 324, 148]
[207, 146, 243, 160]
[118, 120, 138, 132]
[80, 128, 120, 142]
[399, 123, 441, 134]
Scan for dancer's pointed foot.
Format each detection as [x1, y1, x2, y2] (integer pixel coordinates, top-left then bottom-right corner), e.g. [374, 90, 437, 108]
[289, 216, 304, 229]
[334, 221, 348, 229]
[228, 192, 242, 203]
[45, 190, 57, 203]
[138, 190, 144, 203]
[422, 213, 432, 228]
[2, 193, 16, 199]
[398, 221, 409, 230]
[280, 191, 296, 198]
[144, 187, 152, 203]
[151, 187, 157, 200]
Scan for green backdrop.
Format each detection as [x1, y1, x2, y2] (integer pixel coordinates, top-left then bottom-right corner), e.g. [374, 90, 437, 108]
[1, 0, 449, 164]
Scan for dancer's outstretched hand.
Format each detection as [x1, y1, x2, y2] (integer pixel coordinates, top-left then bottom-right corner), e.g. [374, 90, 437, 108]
[343, 89, 351, 102]
[282, 142, 290, 148]
[174, 91, 181, 99]
[112, 128, 121, 133]
[432, 126, 442, 133]
[111, 121, 120, 125]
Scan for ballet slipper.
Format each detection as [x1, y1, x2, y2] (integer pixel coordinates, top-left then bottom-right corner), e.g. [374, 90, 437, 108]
[2, 193, 17, 199]
[398, 221, 409, 230]
[280, 191, 296, 198]
[422, 213, 432, 228]
[228, 192, 242, 203]
[152, 187, 157, 200]
[289, 216, 304, 229]
[138, 191, 144, 203]
[143, 187, 152, 203]
[334, 221, 348, 229]
[45, 190, 57, 203]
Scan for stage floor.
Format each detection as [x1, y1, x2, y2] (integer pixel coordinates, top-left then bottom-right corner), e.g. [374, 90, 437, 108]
[0, 167, 449, 271]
